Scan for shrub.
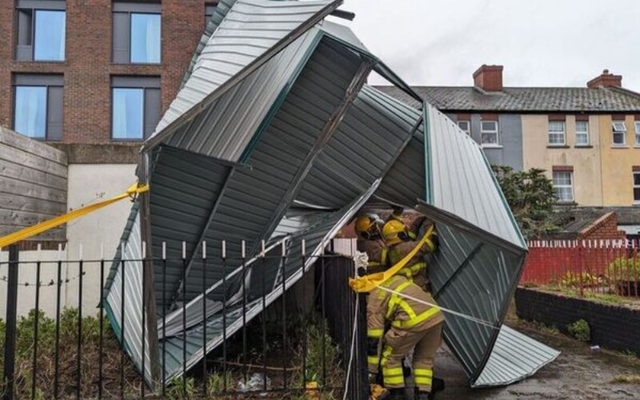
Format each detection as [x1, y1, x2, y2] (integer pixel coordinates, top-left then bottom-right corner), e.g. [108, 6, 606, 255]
[560, 271, 601, 288]
[567, 319, 591, 342]
[608, 258, 640, 278]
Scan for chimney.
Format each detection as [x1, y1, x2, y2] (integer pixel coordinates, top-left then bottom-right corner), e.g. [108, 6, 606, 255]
[473, 65, 504, 92]
[587, 69, 622, 88]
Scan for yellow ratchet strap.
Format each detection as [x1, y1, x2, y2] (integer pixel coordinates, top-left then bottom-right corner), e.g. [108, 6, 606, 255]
[0, 183, 149, 249]
[349, 225, 434, 293]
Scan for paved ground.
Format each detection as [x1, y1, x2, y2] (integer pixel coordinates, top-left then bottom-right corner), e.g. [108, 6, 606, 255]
[433, 320, 640, 400]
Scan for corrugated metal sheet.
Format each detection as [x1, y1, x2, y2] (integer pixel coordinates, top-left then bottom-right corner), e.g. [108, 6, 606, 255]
[178, 38, 363, 303]
[296, 85, 421, 208]
[162, 181, 380, 381]
[0, 126, 68, 242]
[473, 326, 560, 388]
[148, 146, 233, 312]
[147, 0, 340, 151]
[425, 104, 526, 249]
[179, 0, 238, 88]
[104, 209, 155, 384]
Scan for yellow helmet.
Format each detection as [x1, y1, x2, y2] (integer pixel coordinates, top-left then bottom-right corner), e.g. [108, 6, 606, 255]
[355, 214, 382, 240]
[382, 219, 408, 245]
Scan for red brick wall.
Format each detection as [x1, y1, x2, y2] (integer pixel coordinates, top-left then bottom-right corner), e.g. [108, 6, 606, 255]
[0, 0, 209, 144]
[579, 212, 626, 241]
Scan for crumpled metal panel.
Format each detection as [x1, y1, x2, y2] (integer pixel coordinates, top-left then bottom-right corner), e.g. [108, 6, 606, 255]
[425, 104, 526, 249]
[152, 0, 338, 140]
[473, 326, 560, 388]
[296, 85, 421, 208]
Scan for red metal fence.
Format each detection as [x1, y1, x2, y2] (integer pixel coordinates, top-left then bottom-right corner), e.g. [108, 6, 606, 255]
[520, 240, 640, 298]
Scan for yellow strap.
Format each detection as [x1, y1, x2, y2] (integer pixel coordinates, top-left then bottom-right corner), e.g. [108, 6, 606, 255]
[349, 225, 434, 293]
[0, 183, 149, 249]
[391, 307, 441, 329]
[367, 356, 380, 366]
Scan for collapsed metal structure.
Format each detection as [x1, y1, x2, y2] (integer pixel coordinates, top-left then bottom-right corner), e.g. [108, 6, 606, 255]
[103, 0, 559, 388]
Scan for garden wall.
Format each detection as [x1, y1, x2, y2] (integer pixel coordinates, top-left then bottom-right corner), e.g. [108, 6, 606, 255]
[515, 288, 640, 355]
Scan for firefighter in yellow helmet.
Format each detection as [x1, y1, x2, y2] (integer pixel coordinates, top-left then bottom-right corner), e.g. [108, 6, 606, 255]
[367, 216, 444, 400]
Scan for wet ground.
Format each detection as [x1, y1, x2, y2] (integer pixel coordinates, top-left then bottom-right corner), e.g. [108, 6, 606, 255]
[435, 320, 640, 400]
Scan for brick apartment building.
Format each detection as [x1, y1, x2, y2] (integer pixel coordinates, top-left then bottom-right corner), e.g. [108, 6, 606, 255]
[0, 0, 216, 260]
[0, 0, 217, 150]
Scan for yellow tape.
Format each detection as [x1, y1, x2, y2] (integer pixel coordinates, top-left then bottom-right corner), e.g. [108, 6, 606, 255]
[0, 183, 149, 249]
[349, 225, 434, 293]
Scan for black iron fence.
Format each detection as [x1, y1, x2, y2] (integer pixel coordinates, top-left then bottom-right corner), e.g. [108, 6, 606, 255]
[0, 240, 366, 400]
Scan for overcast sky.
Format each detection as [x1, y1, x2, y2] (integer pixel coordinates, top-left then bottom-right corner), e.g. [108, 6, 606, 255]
[337, 0, 640, 91]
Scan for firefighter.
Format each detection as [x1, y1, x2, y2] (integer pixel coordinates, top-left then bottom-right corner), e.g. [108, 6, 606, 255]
[354, 213, 388, 271]
[367, 218, 444, 400]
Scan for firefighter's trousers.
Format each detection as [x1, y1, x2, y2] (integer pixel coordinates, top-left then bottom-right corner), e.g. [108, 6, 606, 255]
[381, 321, 444, 392]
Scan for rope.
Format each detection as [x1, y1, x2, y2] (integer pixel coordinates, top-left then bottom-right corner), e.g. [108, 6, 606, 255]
[375, 285, 500, 331]
[342, 292, 359, 400]
[0, 182, 148, 249]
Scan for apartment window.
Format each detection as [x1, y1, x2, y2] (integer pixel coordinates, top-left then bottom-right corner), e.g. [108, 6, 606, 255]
[111, 76, 161, 140]
[480, 121, 499, 145]
[112, 3, 161, 64]
[205, 3, 217, 28]
[13, 74, 63, 140]
[575, 120, 589, 146]
[16, 1, 66, 61]
[612, 121, 627, 146]
[634, 171, 640, 204]
[548, 121, 566, 145]
[553, 169, 574, 203]
[457, 120, 470, 135]
[635, 122, 640, 146]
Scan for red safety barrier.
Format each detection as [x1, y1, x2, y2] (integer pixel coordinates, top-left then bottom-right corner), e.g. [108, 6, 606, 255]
[520, 239, 640, 298]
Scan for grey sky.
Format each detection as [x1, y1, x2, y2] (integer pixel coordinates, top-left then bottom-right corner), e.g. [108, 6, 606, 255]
[339, 0, 640, 91]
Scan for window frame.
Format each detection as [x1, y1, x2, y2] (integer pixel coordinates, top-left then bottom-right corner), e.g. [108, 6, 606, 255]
[552, 170, 575, 203]
[110, 76, 161, 141]
[480, 120, 499, 146]
[457, 120, 470, 135]
[575, 120, 590, 146]
[12, 74, 64, 141]
[548, 120, 566, 145]
[112, 2, 162, 64]
[634, 171, 640, 204]
[635, 121, 640, 147]
[16, 1, 67, 62]
[612, 121, 627, 146]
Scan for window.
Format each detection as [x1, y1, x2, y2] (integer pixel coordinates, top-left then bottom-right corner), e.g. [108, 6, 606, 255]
[113, 3, 161, 64]
[548, 121, 566, 145]
[16, 1, 66, 61]
[634, 172, 640, 204]
[111, 76, 161, 140]
[553, 170, 574, 203]
[575, 120, 589, 146]
[612, 121, 627, 146]
[205, 3, 217, 28]
[635, 122, 640, 146]
[13, 74, 64, 140]
[480, 121, 498, 145]
[457, 120, 470, 135]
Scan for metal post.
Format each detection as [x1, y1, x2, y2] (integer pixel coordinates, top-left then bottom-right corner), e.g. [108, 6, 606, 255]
[3, 245, 19, 400]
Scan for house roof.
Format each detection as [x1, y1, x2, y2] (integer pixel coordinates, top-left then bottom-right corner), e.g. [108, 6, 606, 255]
[374, 85, 640, 113]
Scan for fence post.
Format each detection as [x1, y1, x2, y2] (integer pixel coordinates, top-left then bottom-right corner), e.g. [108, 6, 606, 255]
[3, 244, 19, 400]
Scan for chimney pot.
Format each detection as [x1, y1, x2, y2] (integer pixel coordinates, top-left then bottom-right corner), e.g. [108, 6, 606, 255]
[473, 64, 504, 92]
[587, 69, 622, 88]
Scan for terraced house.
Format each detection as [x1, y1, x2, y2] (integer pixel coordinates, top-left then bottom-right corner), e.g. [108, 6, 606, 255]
[379, 66, 640, 210]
